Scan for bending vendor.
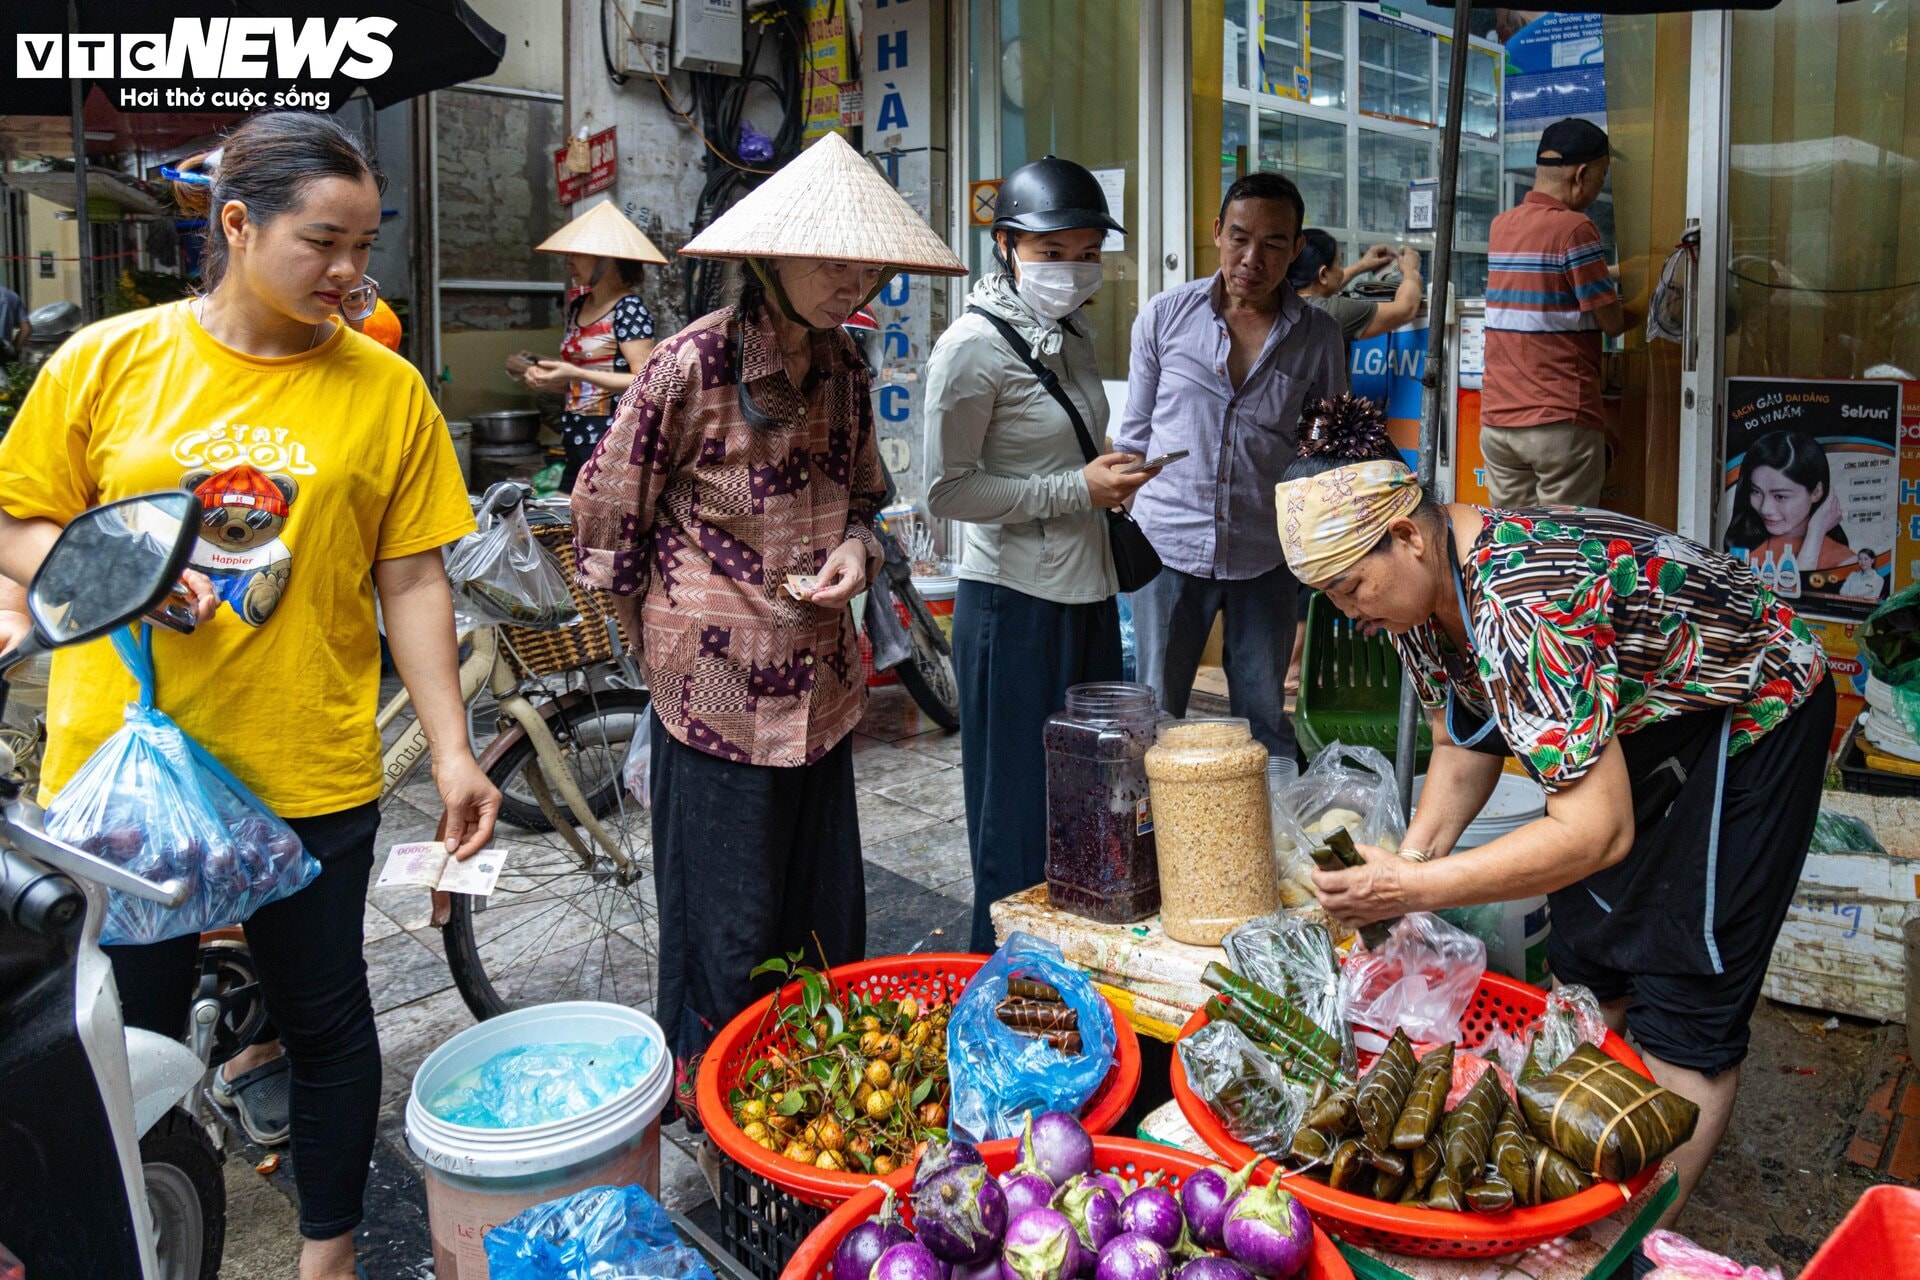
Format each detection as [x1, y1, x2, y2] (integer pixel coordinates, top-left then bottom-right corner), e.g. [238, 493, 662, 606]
[1277, 406, 1834, 1225]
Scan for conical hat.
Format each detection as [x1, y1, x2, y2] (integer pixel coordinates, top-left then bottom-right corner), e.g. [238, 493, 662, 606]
[535, 199, 669, 264]
[680, 132, 966, 276]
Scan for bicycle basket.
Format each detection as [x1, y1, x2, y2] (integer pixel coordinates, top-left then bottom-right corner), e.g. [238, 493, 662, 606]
[498, 524, 638, 677]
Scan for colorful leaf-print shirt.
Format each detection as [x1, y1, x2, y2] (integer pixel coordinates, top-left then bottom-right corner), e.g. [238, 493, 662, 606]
[1388, 507, 1828, 791]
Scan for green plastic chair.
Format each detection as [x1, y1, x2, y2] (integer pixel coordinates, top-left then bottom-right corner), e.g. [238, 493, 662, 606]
[1294, 592, 1432, 767]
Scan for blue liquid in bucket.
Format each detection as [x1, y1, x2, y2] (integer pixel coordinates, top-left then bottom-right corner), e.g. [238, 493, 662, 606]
[426, 1034, 661, 1129]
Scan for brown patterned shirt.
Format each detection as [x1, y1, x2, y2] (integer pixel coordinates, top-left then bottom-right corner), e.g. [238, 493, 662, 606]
[571, 304, 886, 767]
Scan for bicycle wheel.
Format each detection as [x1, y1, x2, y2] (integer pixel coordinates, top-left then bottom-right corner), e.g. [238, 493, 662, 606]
[473, 672, 628, 833]
[444, 688, 659, 1019]
[893, 586, 961, 731]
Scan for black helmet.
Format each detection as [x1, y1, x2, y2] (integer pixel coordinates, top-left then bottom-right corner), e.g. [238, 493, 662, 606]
[991, 156, 1126, 236]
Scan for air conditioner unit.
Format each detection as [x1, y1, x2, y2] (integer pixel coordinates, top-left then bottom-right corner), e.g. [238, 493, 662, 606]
[674, 0, 743, 77]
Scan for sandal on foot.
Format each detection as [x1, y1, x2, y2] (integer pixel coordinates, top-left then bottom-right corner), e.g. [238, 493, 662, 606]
[208, 1056, 292, 1147]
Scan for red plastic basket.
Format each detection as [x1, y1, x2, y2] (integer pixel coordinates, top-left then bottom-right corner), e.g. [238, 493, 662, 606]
[1170, 972, 1659, 1258]
[781, 1136, 1356, 1280]
[1799, 1185, 1920, 1280]
[698, 954, 1143, 1208]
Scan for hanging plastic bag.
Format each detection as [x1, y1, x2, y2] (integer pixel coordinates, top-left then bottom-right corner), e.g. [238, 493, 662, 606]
[444, 484, 580, 630]
[45, 627, 321, 946]
[1340, 912, 1486, 1053]
[1271, 741, 1409, 871]
[483, 1183, 716, 1280]
[1174, 1019, 1310, 1161]
[622, 710, 654, 810]
[1860, 584, 1920, 739]
[1222, 912, 1356, 1076]
[530, 462, 566, 498]
[947, 931, 1119, 1142]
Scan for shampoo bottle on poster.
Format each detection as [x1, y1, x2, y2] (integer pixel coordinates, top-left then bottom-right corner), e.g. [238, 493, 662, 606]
[1758, 549, 1778, 592]
[1777, 543, 1802, 598]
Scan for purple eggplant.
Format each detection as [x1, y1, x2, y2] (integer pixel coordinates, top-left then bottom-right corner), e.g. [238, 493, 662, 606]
[1020, 1111, 1095, 1187]
[835, 1189, 915, 1280]
[1053, 1174, 1121, 1260]
[1000, 1208, 1083, 1280]
[873, 1243, 946, 1280]
[953, 1260, 1003, 1280]
[911, 1162, 1008, 1266]
[1220, 1182, 1313, 1279]
[1177, 1159, 1259, 1252]
[919, 1136, 986, 1183]
[1095, 1234, 1173, 1280]
[1085, 1171, 1128, 1203]
[1172, 1260, 1255, 1280]
[1117, 1182, 1184, 1253]
[1002, 1169, 1057, 1222]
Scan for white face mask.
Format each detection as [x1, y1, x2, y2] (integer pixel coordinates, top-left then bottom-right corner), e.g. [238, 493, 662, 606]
[1014, 259, 1104, 320]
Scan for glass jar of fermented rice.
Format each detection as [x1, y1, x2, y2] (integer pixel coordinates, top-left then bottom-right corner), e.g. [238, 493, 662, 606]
[1144, 718, 1280, 945]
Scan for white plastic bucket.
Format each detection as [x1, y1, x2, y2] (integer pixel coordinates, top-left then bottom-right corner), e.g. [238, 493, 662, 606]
[1412, 773, 1552, 985]
[405, 1002, 671, 1280]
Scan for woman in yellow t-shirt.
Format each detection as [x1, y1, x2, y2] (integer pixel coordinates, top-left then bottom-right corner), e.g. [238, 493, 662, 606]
[0, 113, 498, 1280]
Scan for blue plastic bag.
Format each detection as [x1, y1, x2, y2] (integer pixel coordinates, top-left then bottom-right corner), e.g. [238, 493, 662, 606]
[947, 931, 1119, 1142]
[426, 1035, 662, 1128]
[484, 1184, 717, 1280]
[44, 626, 319, 946]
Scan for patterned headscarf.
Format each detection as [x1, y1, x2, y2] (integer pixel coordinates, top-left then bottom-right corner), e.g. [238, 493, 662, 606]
[1277, 459, 1425, 585]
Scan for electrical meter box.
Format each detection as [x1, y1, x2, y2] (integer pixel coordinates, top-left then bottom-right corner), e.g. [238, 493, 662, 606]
[675, 0, 743, 76]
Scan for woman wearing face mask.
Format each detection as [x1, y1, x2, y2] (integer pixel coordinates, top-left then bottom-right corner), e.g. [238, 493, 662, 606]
[926, 156, 1161, 950]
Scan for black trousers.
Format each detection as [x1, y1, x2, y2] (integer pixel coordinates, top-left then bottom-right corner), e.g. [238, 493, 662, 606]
[952, 581, 1123, 952]
[108, 803, 382, 1241]
[648, 717, 866, 1064]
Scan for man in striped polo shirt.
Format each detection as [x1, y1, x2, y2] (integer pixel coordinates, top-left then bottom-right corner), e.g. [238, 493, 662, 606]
[1482, 118, 1629, 508]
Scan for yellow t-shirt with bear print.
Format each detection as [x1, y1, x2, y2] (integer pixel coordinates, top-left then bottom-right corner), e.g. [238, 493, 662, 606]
[0, 300, 474, 816]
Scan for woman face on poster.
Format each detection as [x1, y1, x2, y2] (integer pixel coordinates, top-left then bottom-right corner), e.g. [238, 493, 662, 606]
[1731, 430, 1849, 565]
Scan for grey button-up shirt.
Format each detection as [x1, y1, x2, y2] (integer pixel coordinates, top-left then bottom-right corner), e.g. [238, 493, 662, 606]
[1114, 274, 1346, 580]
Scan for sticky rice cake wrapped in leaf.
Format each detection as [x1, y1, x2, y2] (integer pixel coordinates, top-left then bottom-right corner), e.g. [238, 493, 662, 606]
[1441, 1069, 1506, 1188]
[1354, 1028, 1418, 1150]
[1518, 1043, 1700, 1182]
[1392, 1041, 1453, 1149]
[1465, 1169, 1515, 1213]
[1406, 1133, 1444, 1199]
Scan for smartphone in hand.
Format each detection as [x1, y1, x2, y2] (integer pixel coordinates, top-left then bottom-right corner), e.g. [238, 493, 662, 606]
[1121, 449, 1189, 475]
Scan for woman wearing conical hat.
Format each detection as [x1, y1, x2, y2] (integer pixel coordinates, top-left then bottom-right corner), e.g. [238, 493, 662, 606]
[518, 200, 669, 492]
[571, 133, 966, 1103]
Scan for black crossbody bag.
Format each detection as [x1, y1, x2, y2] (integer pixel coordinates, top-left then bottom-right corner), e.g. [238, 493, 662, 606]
[967, 306, 1163, 593]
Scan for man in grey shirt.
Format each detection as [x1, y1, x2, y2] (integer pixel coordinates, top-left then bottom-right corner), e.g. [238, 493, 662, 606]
[1115, 172, 1346, 763]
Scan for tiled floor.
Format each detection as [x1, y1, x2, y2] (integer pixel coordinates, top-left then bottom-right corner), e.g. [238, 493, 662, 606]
[226, 684, 971, 1276]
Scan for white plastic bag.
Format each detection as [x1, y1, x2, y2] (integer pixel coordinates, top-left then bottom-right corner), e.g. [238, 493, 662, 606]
[1271, 742, 1409, 870]
[1340, 911, 1486, 1052]
[622, 710, 653, 810]
[445, 486, 580, 630]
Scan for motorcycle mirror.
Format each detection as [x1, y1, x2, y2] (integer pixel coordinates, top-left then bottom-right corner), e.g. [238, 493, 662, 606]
[26, 493, 202, 650]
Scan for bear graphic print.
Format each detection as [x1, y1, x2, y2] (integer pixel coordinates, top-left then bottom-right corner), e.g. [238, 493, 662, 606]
[182, 464, 297, 626]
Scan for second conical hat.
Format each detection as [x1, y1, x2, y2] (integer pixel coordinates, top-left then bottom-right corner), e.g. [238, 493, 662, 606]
[680, 132, 966, 276]
[535, 199, 670, 264]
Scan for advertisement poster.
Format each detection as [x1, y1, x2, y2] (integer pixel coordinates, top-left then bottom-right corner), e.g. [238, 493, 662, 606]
[1720, 377, 1901, 621]
[1501, 11, 1607, 171]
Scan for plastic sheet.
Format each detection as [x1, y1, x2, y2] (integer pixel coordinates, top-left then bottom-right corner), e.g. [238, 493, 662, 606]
[426, 1035, 662, 1129]
[1810, 809, 1886, 855]
[1340, 912, 1486, 1051]
[484, 1183, 717, 1280]
[1521, 984, 1608, 1081]
[947, 931, 1119, 1142]
[46, 628, 319, 946]
[622, 711, 654, 810]
[1222, 912, 1356, 1075]
[1642, 1230, 1783, 1280]
[445, 484, 580, 629]
[1174, 1018, 1310, 1161]
[1270, 742, 1409, 872]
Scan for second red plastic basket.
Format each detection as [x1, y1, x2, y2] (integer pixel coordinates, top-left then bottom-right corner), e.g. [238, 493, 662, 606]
[1170, 972, 1660, 1258]
[782, 1136, 1355, 1280]
[698, 953, 1142, 1207]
